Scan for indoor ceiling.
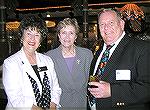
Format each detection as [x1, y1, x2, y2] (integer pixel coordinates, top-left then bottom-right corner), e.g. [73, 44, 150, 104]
[6, 0, 150, 9]
[4, 0, 150, 21]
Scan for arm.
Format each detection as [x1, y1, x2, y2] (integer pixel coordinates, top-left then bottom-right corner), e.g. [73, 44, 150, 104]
[111, 43, 150, 106]
[3, 59, 26, 107]
[48, 57, 62, 108]
[3, 59, 33, 108]
[84, 49, 93, 80]
[88, 42, 150, 107]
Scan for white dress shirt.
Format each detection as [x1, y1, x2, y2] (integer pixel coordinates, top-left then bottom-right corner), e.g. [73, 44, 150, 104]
[93, 32, 125, 75]
[90, 31, 125, 110]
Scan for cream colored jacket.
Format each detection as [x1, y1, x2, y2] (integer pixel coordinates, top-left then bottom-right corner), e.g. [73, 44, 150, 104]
[3, 48, 61, 110]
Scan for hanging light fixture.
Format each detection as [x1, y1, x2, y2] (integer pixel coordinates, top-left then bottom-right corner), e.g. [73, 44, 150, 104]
[120, 3, 144, 21]
[119, 3, 145, 32]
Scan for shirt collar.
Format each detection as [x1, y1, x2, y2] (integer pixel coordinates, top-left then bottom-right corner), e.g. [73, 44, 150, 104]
[104, 31, 125, 48]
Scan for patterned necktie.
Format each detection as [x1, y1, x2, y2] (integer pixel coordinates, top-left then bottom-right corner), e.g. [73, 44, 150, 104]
[89, 44, 114, 109]
[96, 44, 114, 76]
[27, 72, 51, 109]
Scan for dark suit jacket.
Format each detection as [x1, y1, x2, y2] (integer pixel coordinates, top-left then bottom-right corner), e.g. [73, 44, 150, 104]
[89, 34, 150, 110]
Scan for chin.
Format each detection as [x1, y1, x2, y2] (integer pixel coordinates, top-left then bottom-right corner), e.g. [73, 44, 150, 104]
[28, 48, 36, 52]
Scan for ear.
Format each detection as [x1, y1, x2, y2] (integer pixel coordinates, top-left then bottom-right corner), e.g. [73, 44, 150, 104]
[58, 34, 60, 38]
[58, 34, 61, 41]
[75, 34, 77, 39]
[39, 44, 41, 47]
[120, 19, 125, 31]
[20, 37, 23, 43]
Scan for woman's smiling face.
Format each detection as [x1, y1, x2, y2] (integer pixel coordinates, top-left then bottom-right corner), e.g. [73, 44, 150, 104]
[98, 11, 125, 45]
[22, 27, 41, 53]
[58, 25, 77, 48]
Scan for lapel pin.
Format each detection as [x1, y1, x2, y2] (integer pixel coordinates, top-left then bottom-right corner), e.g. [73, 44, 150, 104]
[77, 59, 80, 64]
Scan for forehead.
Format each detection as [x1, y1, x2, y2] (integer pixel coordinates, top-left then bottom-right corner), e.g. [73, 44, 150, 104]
[60, 25, 75, 31]
[99, 11, 117, 21]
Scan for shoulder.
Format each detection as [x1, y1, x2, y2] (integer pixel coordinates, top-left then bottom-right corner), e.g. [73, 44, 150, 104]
[76, 46, 93, 54]
[76, 46, 93, 59]
[130, 37, 150, 50]
[38, 53, 54, 62]
[37, 53, 56, 68]
[76, 47, 93, 56]
[4, 50, 21, 64]
[125, 33, 150, 47]
[125, 37, 150, 56]
[137, 40, 150, 53]
[45, 47, 59, 56]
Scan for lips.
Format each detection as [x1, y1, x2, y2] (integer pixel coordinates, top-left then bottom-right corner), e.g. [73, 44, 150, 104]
[63, 39, 71, 43]
[105, 31, 111, 35]
[28, 42, 35, 46]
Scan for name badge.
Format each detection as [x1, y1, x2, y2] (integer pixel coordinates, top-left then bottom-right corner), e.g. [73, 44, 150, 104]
[38, 66, 48, 72]
[116, 70, 131, 80]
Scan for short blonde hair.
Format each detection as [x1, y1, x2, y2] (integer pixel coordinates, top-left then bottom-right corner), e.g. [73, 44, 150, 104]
[57, 18, 80, 36]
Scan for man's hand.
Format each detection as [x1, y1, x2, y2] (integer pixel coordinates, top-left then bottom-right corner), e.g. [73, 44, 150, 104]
[88, 81, 111, 98]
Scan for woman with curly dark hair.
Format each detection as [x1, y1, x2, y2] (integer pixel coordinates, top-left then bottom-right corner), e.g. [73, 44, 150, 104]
[3, 15, 61, 110]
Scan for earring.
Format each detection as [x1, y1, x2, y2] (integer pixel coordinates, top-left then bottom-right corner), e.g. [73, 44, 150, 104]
[74, 37, 77, 43]
[20, 39, 23, 44]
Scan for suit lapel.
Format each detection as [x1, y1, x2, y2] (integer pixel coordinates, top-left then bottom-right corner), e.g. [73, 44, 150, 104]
[102, 34, 131, 81]
[71, 47, 87, 89]
[89, 46, 103, 76]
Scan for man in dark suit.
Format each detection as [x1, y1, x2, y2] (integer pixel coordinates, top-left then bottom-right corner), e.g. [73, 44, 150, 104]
[88, 8, 150, 110]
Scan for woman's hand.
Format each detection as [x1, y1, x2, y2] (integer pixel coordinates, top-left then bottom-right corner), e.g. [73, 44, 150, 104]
[50, 102, 57, 110]
[32, 104, 43, 110]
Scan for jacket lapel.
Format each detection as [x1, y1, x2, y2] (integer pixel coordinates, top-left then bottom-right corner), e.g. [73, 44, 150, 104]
[102, 34, 131, 81]
[56, 47, 75, 88]
[20, 49, 40, 85]
[71, 47, 87, 89]
[89, 45, 103, 76]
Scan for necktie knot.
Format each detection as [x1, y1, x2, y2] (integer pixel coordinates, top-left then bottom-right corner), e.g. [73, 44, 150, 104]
[106, 44, 114, 50]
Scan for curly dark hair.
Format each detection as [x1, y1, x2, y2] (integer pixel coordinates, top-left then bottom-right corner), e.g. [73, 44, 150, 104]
[18, 14, 48, 42]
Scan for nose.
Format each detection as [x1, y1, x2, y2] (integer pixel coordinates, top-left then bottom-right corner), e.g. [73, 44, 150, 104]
[104, 24, 109, 30]
[29, 35, 36, 41]
[65, 32, 71, 38]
